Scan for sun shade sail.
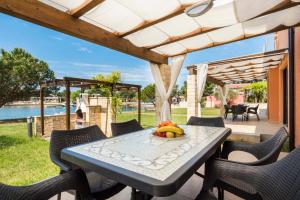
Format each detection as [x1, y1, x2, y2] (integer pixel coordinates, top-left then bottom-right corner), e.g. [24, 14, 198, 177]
[39, 0, 300, 57]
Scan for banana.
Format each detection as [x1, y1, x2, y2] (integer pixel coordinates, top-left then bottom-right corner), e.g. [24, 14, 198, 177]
[157, 126, 183, 135]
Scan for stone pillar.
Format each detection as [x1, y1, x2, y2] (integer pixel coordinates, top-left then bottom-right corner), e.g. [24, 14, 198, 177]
[94, 97, 113, 137]
[155, 64, 171, 124]
[187, 67, 198, 120]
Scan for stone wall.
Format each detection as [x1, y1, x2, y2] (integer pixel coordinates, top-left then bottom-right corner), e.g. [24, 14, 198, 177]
[35, 113, 77, 137]
[35, 97, 113, 137]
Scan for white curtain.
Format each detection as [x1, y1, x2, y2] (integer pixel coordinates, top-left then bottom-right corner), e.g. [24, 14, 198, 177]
[218, 84, 229, 115]
[218, 85, 229, 105]
[150, 54, 186, 122]
[196, 64, 208, 117]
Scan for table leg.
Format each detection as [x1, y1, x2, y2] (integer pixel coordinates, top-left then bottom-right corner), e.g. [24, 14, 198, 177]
[131, 188, 153, 200]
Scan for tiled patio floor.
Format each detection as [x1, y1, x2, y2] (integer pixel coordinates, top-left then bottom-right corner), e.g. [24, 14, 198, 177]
[224, 104, 283, 143]
[51, 152, 288, 200]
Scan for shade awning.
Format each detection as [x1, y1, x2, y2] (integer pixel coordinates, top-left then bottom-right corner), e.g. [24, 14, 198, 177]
[188, 49, 288, 84]
[0, 0, 299, 63]
[38, 0, 300, 57]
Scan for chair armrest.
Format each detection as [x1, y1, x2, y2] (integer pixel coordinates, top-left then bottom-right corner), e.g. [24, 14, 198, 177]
[202, 159, 261, 191]
[51, 156, 72, 172]
[221, 140, 262, 160]
[0, 169, 90, 200]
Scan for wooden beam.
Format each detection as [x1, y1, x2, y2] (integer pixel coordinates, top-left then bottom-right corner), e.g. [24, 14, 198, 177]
[65, 80, 71, 130]
[70, 0, 104, 18]
[0, 0, 167, 64]
[40, 88, 45, 136]
[207, 76, 224, 86]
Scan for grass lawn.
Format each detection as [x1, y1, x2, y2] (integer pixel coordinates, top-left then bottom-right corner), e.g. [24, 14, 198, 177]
[0, 123, 59, 186]
[0, 108, 220, 186]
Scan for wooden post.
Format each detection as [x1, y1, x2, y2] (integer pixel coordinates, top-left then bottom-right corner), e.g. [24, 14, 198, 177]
[137, 87, 141, 124]
[65, 81, 71, 130]
[40, 87, 45, 136]
[288, 28, 295, 151]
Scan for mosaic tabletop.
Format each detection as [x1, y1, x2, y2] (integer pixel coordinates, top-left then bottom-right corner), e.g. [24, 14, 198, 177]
[62, 125, 230, 182]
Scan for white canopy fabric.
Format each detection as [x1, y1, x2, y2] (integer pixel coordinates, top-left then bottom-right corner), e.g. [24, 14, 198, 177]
[150, 55, 186, 122]
[40, 0, 300, 57]
[196, 64, 208, 117]
[207, 51, 287, 84]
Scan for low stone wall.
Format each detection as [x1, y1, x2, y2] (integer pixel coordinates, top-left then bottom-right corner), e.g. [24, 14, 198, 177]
[35, 113, 77, 137]
[35, 98, 113, 137]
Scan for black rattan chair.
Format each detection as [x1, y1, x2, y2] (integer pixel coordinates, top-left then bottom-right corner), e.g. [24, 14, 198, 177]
[232, 105, 247, 121]
[187, 116, 225, 128]
[111, 119, 143, 137]
[221, 127, 288, 166]
[246, 104, 260, 120]
[224, 105, 233, 119]
[215, 127, 288, 199]
[197, 147, 300, 200]
[50, 125, 126, 200]
[0, 169, 91, 200]
[187, 116, 225, 179]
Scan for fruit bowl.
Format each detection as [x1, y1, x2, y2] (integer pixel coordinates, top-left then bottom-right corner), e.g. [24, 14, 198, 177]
[152, 121, 185, 139]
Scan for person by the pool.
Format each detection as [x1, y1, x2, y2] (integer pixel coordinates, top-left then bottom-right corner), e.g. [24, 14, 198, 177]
[75, 108, 85, 129]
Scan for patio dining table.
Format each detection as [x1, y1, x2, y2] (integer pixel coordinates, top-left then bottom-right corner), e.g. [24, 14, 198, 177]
[61, 125, 231, 199]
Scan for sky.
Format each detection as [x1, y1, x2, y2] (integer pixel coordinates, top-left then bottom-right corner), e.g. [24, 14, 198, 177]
[0, 13, 274, 87]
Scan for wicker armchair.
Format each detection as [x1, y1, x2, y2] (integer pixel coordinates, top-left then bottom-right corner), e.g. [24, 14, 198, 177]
[224, 105, 233, 119]
[111, 119, 143, 137]
[221, 127, 288, 166]
[231, 105, 247, 121]
[197, 147, 300, 200]
[50, 125, 126, 200]
[246, 104, 260, 120]
[0, 169, 91, 200]
[187, 116, 225, 128]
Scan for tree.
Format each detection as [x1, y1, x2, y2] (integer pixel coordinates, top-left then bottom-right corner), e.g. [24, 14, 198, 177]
[179, 81, 187, 99]
[141, 84, 155, 106]
[0, 48, 55, 108]
[92, 71, 122, 121]
[71, 90, 81, 103]
[244, 81, 267, 103]
[203, 81, 215, 97]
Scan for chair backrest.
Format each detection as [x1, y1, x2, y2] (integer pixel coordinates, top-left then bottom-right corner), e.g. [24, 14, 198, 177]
[111, 119, 143, 137]
[50, 125, 106, 168]
[255, 147, 300, 200]
[224, 105, 229, 111]
[187, 116, 225, 128]
[232, 104, 247, 114]
[252, 127, 288, 165]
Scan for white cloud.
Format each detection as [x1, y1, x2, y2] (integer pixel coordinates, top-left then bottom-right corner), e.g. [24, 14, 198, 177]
[77, 47, 92, 53]
[49, 36, 63, 41]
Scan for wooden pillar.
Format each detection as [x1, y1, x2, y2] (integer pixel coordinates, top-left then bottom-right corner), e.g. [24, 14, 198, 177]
[40, 87, 45, 135]
[65, 81, 71, 130]
[137, 86, 141, 124]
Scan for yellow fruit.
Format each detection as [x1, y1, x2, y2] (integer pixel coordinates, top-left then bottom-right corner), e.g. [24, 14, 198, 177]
[175, 133, 183, 137]
[166, 132, 174, 138]
[157, 126, 183, 135]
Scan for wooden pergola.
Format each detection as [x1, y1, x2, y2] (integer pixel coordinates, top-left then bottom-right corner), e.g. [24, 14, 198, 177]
[187, 48, 288, 86]
[40, 77, 141, 135]
[0, 0, 299, 63]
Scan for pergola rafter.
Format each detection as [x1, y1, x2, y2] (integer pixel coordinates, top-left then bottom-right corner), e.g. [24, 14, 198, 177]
[69, 0, 104, 17]
[188, 49, 288, 85]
